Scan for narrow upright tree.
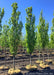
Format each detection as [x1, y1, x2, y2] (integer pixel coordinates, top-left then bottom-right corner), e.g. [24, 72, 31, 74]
[0, 8, 4, 35]
[0, 8, 4, 50]
[0, 8, 4, 56]
[21, 35, 26, 52]
[9, 3, 23, 69]
[50, 14, 54, 49]
[25, 7, 36, 65]
[36, 31, 42, 61]
[1, 24, 9, 68]
[1, 24, 9, 48]
[37, 10, 49, 62]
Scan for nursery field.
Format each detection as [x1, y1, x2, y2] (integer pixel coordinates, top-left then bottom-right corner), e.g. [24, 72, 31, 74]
[0, 0, 54, 75]
[0, 49, 54, 75]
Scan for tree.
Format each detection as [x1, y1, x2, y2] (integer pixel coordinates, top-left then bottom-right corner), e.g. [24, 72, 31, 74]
[9, 3, 23, 69]
[0, 8, 4, 50]
[1, 24, 9, 48]
[1, 24, 9, 67]
[21, 34, 26, 52]
[22, 35, 26, 46]
[36, 30, 42, 61]
[1, 24, 9, 49]
[25, 7, 36, 65]
[0, 8, 4, 57]
[37, 10, 49, 62]
[50, 14, 54, 49]
[0, 8, 4, 35]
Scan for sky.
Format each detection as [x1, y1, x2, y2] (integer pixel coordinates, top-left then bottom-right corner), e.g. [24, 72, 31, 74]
[0, 0, 54, 36]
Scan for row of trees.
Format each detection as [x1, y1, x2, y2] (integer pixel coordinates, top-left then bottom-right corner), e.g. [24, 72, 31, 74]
[0, 2, 54, 69]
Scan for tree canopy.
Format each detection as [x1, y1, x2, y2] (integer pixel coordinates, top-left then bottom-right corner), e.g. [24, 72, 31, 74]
[25, 7, 36, 54]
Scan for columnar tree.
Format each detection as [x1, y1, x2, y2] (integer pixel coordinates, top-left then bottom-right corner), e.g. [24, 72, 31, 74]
[9, 3, 23, 69]
[50, 14, 54, 49]
[1, 24, 9, 66]
[1, 24, 9, 48]
[0, 8, 4, 50]
[21, 35, 26, 52]
[1, 23, 9, 52]
[36, 30, 42, 60]
[25, 7, 36, 65]
[37, 11, 49, 62]
[0, 8, 4, 35]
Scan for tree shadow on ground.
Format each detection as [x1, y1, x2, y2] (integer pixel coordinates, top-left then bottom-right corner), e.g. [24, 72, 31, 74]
[24, 68, 54, 75]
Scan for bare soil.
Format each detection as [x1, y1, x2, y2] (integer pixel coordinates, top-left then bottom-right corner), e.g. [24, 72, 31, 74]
[0, 49, 54, 75]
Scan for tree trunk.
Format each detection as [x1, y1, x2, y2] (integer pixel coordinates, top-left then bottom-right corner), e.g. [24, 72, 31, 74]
[1, 47, 3, 55]
[4, 47, 6, 75]
[5, 47, 6, 66]
[13, 55, 15, 70]
[48, 53, 49, 60]
[23, 46, 24, 52]
[48, 50, 49, 60]
[30, 53, 31, 65]
[47, 49, 49, 60]
[43, 48, 44, 63]
[39, 50, 40, 60]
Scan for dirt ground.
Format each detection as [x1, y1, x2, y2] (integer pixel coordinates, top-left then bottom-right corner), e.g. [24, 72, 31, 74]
[0, 49, 54, 75]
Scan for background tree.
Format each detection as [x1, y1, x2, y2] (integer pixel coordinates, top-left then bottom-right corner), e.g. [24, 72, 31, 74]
[50, 14, 54, 49]
[1, 23, 9, 48]
[1, 24, 9, 66]
[25, 7, 36, 65]
[0, 8, 4, 50]
[9, 3, 23, 69]
[37, 10, 49, 62]
[36, 30, 42, 61]
[21, 35, 26, 52]
[0, 8, 4, 35]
